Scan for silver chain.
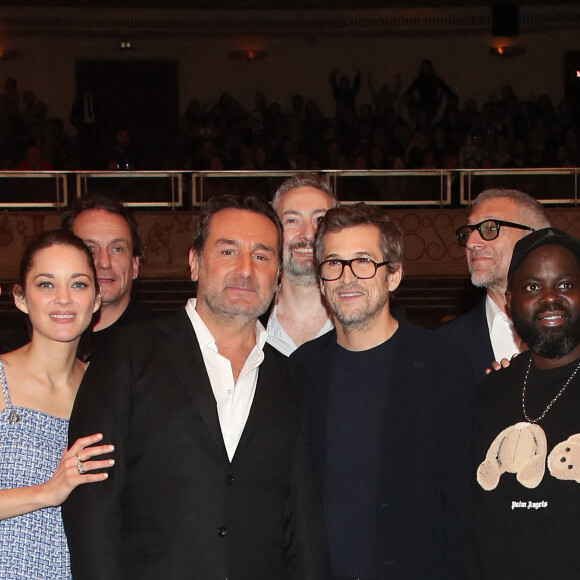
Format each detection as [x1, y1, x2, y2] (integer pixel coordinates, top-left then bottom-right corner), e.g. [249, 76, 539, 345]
[522, 355, 580, 424]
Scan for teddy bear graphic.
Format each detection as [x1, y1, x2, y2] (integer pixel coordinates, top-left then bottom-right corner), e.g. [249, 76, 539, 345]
[477, 422, 547, 490]
[547, 434, 580, 482]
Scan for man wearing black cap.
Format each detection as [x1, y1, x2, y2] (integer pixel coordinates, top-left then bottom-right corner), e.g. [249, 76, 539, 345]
[470, 227, 580, 579]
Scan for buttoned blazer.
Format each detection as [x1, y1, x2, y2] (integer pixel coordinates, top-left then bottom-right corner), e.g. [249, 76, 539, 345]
[436, 298, 495, 390]
[62, 309, 328, 580]
[291, 321, 473, 580]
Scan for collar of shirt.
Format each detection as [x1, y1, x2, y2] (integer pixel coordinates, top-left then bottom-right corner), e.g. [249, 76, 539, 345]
[485, 294, 523, 362]
[185, 298, 267, 462]
[266, 303, 334, 357]
[185, 298, 268, 353]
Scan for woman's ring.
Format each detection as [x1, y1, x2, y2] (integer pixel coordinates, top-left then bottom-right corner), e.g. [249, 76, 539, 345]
[76, 453, 85, 475]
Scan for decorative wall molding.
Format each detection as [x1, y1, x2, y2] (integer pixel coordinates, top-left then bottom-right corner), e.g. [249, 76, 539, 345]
[0, 4, 579, 38]
[1, 207, 579, 327]
[1, 207, 578, 280]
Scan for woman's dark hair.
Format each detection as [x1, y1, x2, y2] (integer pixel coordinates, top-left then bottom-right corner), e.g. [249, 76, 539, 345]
[14, 229, 98, 297]
[14, 229, 99, 360]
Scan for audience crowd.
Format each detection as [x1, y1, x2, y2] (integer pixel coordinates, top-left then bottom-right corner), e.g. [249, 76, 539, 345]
[172, 65, 580, 174]
[2, 60, 580, 173]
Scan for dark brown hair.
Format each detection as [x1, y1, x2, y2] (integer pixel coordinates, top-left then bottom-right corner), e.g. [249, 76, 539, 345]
[192, 194, 283, 259]
[15, 229, 98, 297]
[314, 202, 404, 275]
[61, 194, 145, 260]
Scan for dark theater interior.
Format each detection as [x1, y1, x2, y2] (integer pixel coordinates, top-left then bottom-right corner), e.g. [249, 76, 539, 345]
[2, 1, 580, 578]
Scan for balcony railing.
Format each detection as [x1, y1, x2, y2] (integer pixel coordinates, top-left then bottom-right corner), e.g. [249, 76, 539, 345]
[0, 168, 578, 209]
[0, 171, 68, 208]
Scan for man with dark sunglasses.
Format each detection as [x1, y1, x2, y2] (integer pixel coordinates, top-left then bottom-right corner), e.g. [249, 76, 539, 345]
[291, 203, 472, 579]
[438, 188, 550, 386]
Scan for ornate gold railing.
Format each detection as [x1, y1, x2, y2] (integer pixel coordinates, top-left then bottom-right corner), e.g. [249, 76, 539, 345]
[0, 168, 578, 209]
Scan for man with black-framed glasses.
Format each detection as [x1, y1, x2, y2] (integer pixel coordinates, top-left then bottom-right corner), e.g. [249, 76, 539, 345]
[438, 188, 550, 386]
[291, 203, 473, 579]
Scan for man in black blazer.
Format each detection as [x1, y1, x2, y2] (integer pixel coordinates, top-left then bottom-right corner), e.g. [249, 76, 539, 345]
[437, 188, 550, 387]
[291, 203, 473, 579]
[438, 297, 494, 387]
[63, 195, 328, 580]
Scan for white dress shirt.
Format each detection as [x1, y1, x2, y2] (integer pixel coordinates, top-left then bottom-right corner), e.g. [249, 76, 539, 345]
[486, 295, 524, 363]
[185, 299, 267, 462]
[266, 304, 334, 357]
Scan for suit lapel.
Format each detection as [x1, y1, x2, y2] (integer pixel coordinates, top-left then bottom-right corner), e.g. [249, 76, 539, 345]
[232, 348, 281, 461]
[468, 300, 495, 381]
[157, 311, 228, 460]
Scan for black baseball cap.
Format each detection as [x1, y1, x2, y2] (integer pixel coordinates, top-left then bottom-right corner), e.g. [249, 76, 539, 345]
[507, 227, 580, 289]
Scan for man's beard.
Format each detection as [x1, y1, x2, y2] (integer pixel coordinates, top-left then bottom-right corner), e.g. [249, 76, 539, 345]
[283, 242, 317, 286]
[200, 275, 277, 322]
[326, 283, 389, 332]
[512, 303, 580, 359]
[468, 254, 503, 290]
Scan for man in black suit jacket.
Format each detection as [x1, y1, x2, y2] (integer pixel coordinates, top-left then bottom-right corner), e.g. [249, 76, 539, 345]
[63, 195, 328, 580]
[291, 203, 472, 579]
[438, 297, 495, 388]
[437, 188, 550, 387]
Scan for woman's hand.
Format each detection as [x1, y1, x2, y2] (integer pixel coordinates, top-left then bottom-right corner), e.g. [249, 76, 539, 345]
[41, 433, 114, 507]
[0, 433, 114, 520]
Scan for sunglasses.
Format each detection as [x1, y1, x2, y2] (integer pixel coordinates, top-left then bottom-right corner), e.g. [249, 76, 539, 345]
[456, 219, 534, 247]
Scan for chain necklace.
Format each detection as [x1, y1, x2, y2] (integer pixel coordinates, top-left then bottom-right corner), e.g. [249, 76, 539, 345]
[522, 355, 580, 423]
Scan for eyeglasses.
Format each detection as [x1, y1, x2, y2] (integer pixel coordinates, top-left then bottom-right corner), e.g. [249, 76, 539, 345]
[456, 219, 534, 247]
[318, 257, 389, 281]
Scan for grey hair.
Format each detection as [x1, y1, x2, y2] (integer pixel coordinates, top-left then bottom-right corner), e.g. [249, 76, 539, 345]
[271, 173, 338, 211]
[472, 189, 550, 230]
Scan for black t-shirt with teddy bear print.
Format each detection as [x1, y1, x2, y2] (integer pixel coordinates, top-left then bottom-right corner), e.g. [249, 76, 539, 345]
[471, 352, 580, 579]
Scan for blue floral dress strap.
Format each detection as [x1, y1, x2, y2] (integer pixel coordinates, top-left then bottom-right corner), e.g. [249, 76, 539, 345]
[0, 359, 20, 425]
[0, 359, 11, 407]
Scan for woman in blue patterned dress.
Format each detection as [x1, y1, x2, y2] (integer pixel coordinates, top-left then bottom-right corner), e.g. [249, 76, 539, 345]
[0, 230, 115, 579]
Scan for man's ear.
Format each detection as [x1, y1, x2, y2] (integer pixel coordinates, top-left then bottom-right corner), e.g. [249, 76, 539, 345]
[131, 256, 140, 280]
[93, 293, 102, 314]
[189, 248, 200, 282]
[506, 290, 512, 319]
[387, 266, 402, 293]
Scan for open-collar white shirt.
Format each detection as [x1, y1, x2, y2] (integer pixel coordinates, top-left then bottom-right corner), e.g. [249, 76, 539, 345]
[486, 294, 524, 363]
[185, 298, 268, 462]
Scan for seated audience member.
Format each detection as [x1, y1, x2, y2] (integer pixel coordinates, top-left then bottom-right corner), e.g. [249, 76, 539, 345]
[0, 230, 113, 579]
[107, 128, 138, 170]
[17, 144, 53, 171]
[471, 228, 580, 579]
